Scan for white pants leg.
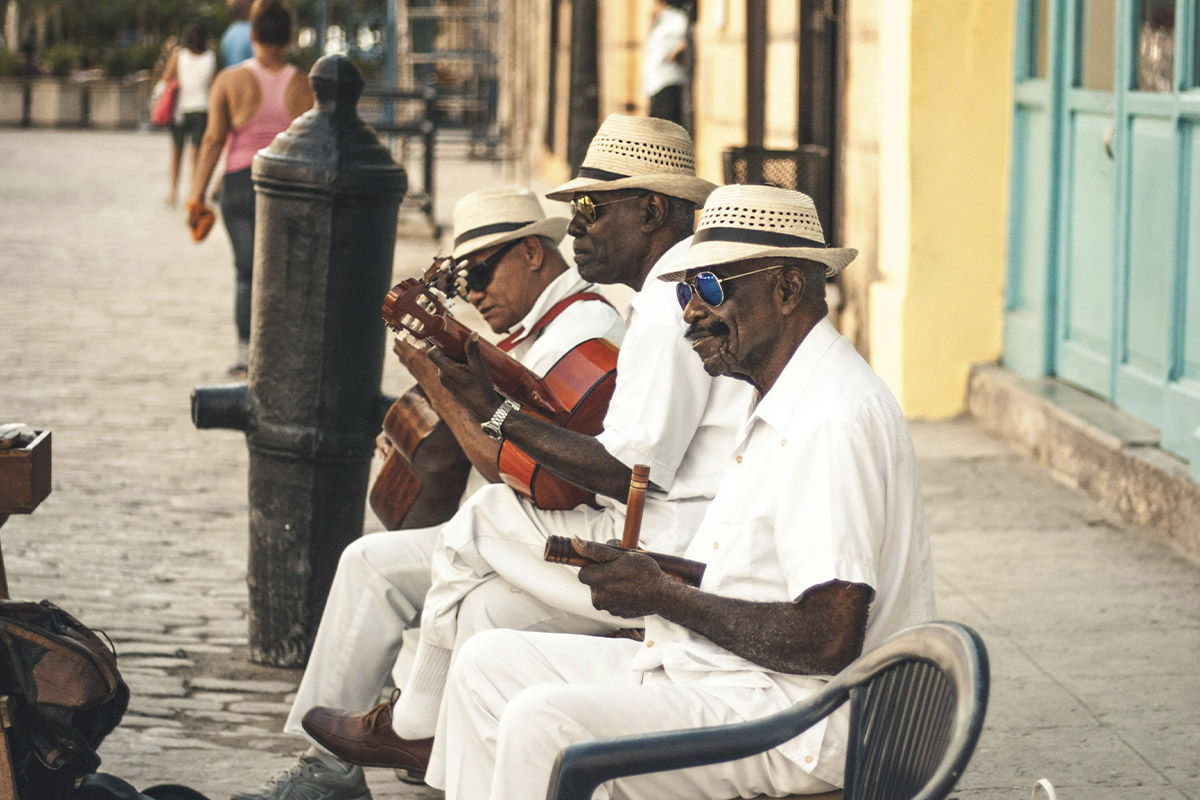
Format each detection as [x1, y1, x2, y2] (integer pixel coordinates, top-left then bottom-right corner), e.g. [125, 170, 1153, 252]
[421, 483, 682, 651]
[283, 527, 439, 738]
[437, 630, 837, 800]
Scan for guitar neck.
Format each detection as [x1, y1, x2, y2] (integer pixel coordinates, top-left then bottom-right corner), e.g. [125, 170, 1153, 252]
[429, 315, 565, 417]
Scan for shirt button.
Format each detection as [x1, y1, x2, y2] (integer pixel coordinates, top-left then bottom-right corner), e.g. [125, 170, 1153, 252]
[735, 455, 743, 464]
[712, 541, 719, 550]
[646, 640, 655, 647]
[781, 439, 787, 447]
[804, 755, 813, 764]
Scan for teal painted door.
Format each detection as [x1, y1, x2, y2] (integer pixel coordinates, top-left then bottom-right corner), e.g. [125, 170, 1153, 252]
[1005, 0, 1200, 479]
[1056, 0, 1117, 397]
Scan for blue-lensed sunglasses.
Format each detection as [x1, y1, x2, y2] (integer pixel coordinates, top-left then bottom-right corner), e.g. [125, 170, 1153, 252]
[675, 264, 786, 309]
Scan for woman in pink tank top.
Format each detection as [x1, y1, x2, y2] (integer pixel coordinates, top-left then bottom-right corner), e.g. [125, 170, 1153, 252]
[186, 0, 313, 376]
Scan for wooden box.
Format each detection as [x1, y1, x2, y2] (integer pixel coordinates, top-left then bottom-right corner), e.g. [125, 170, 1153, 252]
[0, 430, 51, 514]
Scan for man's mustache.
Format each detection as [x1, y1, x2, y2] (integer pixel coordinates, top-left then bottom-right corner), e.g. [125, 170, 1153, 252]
[685, 320, 730, 342]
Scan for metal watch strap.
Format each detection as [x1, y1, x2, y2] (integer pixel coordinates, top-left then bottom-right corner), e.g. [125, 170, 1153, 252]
[481, 398, 520, 440]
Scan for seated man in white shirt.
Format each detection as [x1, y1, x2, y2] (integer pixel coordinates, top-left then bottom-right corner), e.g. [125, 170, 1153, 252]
[233, 186, 626, 800]
[297, 115, 755, 791]
[431, 184, 937, 800]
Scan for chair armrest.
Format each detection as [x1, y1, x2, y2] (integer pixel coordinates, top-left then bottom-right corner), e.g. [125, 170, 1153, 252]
[546, 680, 850, 800]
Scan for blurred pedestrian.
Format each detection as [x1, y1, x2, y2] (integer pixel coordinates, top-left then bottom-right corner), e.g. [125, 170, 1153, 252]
[643, 0, 689, 125]
[221, 0, 255, 67]
[187, 0, 314, 376]
[162, 22, 217, 208]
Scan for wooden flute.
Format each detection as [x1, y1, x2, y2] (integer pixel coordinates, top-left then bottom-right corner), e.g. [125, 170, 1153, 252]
[543, 464, 706, 587]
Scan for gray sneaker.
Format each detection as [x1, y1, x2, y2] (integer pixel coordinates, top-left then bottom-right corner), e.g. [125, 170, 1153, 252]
[231, 754, 372, 800]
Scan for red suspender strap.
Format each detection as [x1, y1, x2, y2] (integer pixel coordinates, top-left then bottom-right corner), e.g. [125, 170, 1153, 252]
[496, 290, 613, 352]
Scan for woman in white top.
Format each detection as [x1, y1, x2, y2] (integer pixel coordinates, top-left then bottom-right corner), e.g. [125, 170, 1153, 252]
[162, 22, 217, 206]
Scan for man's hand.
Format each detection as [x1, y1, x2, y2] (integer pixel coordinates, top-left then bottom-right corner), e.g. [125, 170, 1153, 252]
[574, 537, 672, 619]
[375, 430, 394, 460]
[393, 334, 440, 386]
[427, 333, 504, 419]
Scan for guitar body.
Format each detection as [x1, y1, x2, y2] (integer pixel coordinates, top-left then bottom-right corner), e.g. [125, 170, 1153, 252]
[497, 338, 619, 509]
[369, 386, 471, 530]
[382, 280, 620, 511]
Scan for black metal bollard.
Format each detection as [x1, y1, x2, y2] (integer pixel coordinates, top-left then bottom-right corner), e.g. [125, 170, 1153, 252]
[191, 55, 407, 667]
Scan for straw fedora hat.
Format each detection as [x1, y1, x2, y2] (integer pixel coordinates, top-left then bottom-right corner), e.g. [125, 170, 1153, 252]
[450, 187, 569, 259]
[546, 114, 716, 205]
[658, 184, 858, 281]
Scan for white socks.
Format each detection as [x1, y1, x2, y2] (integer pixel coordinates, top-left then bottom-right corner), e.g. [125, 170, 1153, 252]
[390, 642, 452, 739]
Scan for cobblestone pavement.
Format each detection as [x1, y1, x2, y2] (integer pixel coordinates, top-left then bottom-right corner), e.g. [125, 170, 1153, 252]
[1, 129, 1197, 800]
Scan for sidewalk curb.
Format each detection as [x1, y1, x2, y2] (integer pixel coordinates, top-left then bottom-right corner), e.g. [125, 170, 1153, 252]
[967, 363, 1200, 563]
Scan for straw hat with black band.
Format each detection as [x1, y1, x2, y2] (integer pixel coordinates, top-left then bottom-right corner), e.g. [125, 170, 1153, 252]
[451, 187, 569, 260]
[658, 184, 858, 282]
[546, 114, 716, 206]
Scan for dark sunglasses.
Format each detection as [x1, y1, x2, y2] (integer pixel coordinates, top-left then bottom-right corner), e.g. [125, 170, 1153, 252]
[459, 238, 522, 293]
[675, 265, 786, 309]
[569, 193, 644, 225]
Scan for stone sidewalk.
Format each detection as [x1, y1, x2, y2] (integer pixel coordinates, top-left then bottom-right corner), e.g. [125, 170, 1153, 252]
[0, 129, 1197, 800]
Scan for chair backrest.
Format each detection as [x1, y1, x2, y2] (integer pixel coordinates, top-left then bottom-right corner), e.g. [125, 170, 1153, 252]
[839, 623, 989, 800]
[544, 622, 987, 800]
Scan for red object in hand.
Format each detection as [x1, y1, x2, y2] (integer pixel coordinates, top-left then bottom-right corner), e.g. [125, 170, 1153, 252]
[151, 78, 178, 128]
[186, 199, 215, 242]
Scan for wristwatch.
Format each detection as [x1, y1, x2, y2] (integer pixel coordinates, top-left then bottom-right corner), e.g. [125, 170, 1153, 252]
[481, 398, 521, 440]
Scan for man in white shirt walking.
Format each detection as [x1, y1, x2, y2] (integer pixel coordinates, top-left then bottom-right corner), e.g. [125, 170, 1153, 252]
[643, 0, 690, 124]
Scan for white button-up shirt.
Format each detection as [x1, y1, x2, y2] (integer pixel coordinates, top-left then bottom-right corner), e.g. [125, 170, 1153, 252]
[506, 266, 626, 376]
[631, 317, 936, 786]
[642, 5, 689, 97]
[595, 239, 756, 554]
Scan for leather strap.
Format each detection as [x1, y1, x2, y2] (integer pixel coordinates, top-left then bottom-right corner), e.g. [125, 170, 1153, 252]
[497, 290, 613, 352]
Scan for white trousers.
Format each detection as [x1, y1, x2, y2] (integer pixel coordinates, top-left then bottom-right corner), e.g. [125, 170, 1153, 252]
[283, 523, 625, 741]
[433, 629, 839, 800]
[420, 482, 699, 652]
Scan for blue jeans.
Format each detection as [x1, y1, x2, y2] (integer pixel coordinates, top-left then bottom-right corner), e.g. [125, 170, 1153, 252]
[220, 167, 255, 342]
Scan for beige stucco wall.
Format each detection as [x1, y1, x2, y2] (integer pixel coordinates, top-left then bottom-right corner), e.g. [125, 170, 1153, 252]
[869, 0, 1014, 417]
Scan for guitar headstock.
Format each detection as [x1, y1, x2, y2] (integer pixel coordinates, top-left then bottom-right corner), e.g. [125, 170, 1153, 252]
[382, 279, 450, 341]
[422, 255, 468, 300]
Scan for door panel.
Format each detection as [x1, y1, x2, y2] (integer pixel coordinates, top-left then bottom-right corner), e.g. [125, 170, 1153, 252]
[1005, 104, 1055, 376]
[1058, 106, 1116, 396]
[1115, 115, 1177, 426]
[1162, 128, 1200, 479]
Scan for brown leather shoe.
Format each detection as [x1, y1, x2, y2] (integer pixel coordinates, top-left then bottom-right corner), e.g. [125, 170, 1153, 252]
[301, 695, 433, 778]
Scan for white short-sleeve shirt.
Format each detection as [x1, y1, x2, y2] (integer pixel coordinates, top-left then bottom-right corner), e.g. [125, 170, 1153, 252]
[595, 239, 756, 553]
[631, 317, 936, 786]
[642, 6, 689, 97]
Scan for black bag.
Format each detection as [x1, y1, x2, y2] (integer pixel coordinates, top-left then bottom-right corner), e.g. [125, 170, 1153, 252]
[0, 599, 130, 798]
[75, 773, 210, 799]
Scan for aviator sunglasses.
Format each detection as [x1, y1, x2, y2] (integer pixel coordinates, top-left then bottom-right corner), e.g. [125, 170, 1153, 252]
[569, 193, 645, 225]
[459, 238, 522, 293]
[675, 264, 787, 310]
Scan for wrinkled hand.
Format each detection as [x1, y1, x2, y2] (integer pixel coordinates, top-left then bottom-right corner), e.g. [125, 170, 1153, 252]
[375, 429, 393, 459]
[426, 332, 504, 419]
[573, 537, 669, 619]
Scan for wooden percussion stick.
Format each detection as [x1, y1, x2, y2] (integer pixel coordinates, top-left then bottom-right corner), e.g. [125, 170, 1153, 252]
[620, 464, 651, 550]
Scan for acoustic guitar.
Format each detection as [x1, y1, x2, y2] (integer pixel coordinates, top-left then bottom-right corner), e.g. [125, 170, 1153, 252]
[381, 278, 619, 510]
[368, 379, 472, 531]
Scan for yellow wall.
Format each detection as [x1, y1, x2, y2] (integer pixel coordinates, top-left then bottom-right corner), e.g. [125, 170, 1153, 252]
[870, 0, 1014, 417]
